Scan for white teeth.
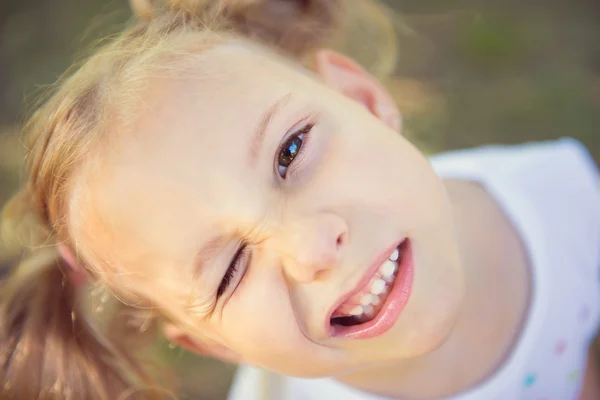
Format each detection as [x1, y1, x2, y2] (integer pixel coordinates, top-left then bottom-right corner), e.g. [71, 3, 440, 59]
[349, 306, 363, 316]
[360, 293, 383, 307]
[335, 248, 401, 320]
[360, 294, 375, 306]
[370, 279, 387, 295]
[380, 260, 397, 278]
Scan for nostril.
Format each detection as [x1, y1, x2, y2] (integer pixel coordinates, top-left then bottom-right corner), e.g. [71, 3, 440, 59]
[336, 232, 347, 248]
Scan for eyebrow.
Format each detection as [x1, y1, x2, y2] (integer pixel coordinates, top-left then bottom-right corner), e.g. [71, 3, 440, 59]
[249, 93, 292, 166]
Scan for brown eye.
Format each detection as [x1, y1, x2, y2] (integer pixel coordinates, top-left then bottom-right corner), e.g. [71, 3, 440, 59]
[276, 121, 315, 179]
[278, 133, 304, 177]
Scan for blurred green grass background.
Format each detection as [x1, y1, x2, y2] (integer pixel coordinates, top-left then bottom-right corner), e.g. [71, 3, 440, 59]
[0, 0, 598, 398]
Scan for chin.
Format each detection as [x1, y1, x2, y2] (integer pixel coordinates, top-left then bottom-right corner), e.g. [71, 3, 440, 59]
[396, 237, 465, 357]
[400, 294, 464, 358]
[373, 283, 464, 361]
[274, 355, 361, 379]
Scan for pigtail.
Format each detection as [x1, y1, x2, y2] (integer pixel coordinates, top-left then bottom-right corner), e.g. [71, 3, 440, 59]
[0, 193, 166, 399]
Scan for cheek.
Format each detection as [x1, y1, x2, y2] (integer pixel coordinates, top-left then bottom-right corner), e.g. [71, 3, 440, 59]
[218, 266, 323, 373]
[327, 126, 436, 225]
[218, 268, 363, 377]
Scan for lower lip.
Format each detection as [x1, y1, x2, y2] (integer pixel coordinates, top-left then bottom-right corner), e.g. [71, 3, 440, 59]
[331, 240, 414, 339]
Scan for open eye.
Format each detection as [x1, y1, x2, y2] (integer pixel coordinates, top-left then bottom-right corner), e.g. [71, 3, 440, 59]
[277, 123, 313, 178]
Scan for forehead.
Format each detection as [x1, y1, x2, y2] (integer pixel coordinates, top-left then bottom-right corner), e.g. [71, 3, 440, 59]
[118, 44, 314, 182]
[81, 45, 320, 269]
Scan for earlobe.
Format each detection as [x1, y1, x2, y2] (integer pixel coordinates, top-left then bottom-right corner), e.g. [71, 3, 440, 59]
[313, 49, 401, 132]
[163, 323, 243, 364]
[57, 244, 78, 270]
[57, 244, 88, 288]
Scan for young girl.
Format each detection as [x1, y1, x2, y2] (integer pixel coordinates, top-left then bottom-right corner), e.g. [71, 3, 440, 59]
[1, 0, 599, 399]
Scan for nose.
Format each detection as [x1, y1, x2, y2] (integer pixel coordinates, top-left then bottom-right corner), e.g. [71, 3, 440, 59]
[279, 213, 348, 284]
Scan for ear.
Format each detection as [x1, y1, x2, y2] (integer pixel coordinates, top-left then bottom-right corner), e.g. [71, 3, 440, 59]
[163, 323, 243, 365]
[314, 49, 401, 132]
[57, 244, 88, 288]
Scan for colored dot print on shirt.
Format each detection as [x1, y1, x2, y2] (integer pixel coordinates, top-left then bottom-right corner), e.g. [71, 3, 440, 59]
[523, 373, 536, 388]
[555, 339, 568, 355]
[567, 370, 579, 382]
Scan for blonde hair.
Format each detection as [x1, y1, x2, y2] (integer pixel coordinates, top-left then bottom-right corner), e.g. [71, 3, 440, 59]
[0, 0, 397, 398]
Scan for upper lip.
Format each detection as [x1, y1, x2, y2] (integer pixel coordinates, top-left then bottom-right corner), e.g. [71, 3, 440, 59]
[325, 241, 402, 331]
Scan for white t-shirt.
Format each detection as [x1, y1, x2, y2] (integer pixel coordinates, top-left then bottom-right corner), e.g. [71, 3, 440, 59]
[228, 138, 600, 400]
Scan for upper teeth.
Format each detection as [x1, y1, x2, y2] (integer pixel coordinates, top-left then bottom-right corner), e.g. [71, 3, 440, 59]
[370, 279, 386, 295]
[360, 294, 375, 306]
[363, 248, 401, 302]
[380, 260, 396, 278]
[349, 305, 363, 316]
[334, 245, 402, 320]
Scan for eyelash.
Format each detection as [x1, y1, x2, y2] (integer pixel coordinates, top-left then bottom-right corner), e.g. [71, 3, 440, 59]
[217, 244, 248, 299]
[276, 121, 315, 179]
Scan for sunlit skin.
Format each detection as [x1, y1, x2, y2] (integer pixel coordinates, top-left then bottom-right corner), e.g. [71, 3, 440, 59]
[68, 44, 599, 398]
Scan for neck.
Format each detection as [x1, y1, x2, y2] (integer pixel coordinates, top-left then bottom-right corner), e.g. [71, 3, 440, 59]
[336, 180, 531, 400]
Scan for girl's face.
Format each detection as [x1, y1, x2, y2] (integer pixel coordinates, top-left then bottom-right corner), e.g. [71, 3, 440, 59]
[86, 44, 464, 377]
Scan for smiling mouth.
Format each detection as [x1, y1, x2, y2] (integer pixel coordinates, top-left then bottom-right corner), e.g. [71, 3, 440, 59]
[330, 240, 408, 328]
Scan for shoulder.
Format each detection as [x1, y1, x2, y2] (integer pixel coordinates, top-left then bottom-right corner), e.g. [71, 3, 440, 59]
[433, 138, 600, 246]
[431, 138, 598, 184]
[509, 138, 599, 198]
[512, 139, 600, 238]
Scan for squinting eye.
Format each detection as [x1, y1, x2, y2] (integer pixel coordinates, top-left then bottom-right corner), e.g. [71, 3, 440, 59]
[277, 122, 313, 178]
